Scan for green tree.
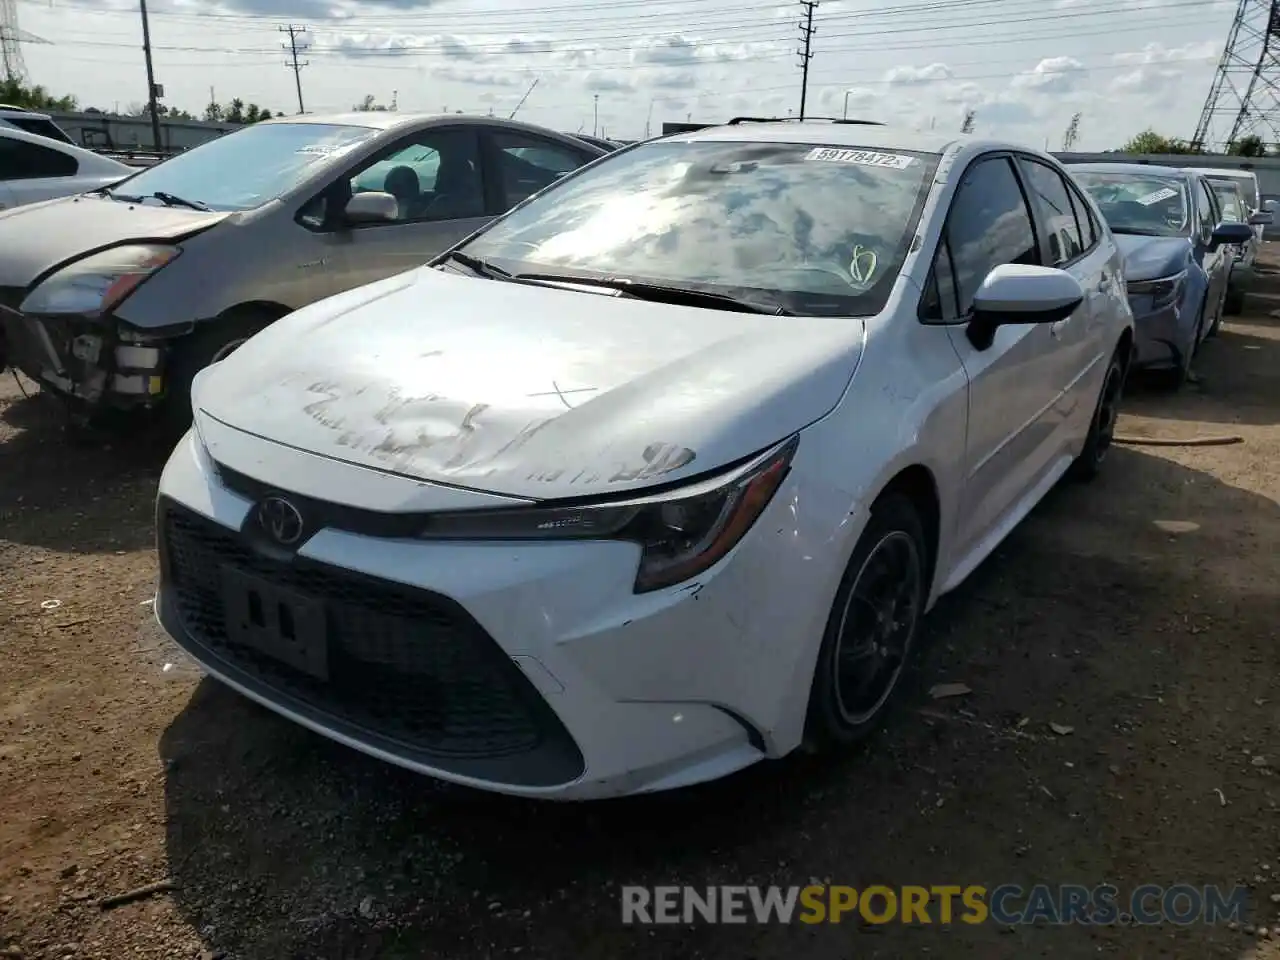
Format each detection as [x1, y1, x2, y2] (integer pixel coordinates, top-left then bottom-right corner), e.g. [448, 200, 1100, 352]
[0, 77, 77, 112]
[203, 99, 223, 122]
[1228, 134, 1266, 157]
[224, 98, 245, 124]
[1119, 129, 1197, 154]
[353, 93, 389, 112]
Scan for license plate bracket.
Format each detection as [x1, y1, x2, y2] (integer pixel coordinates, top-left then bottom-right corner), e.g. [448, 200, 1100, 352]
[220, 566, 329, 680]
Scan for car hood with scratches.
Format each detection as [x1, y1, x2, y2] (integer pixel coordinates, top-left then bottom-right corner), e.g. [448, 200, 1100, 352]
[1113, 234, 1192, 284]
[193, 268, 867, 501]
[0, 193, 228, 290]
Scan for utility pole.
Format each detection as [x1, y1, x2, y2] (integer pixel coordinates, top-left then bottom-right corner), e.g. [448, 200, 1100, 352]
[138, 0, 162, 151]
[797, 0, 818, 119]
[593, 93, 599, 137]
[280, 24, 308, 114]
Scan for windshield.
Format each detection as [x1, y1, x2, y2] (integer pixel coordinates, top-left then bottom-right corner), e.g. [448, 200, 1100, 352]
[110, 122, 377, 212]
[1072, 171, 1190, 237]
[454, 139, 939, 317]
[1209, 181, 1245, 221]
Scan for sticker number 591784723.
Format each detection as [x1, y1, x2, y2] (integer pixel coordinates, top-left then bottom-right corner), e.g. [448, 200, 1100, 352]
[805, 147, 916, 170]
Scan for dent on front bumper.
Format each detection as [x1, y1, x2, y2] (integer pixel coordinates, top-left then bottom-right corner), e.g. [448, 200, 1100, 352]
[153, 430, 850, 800]
[1126, 292, 1195, 370]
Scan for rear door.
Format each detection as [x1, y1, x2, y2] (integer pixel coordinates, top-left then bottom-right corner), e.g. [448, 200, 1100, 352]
[923, 153, 1070, 562]
[1013, 154, 1112, 441]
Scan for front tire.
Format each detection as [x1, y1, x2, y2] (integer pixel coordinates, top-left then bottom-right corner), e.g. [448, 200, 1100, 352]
[159, 311, 274, 436]
[1070, 349, 1125, 482]
[804, 493, 928, 748]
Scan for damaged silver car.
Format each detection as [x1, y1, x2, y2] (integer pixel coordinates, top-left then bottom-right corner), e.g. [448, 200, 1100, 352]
[0, 112, 606, 428]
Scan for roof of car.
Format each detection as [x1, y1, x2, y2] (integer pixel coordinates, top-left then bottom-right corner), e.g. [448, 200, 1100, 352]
[1183, 166, 1258, 180]
[257, 112, 607, 148]
[1063, 161, 1191, 177]
[667, 121, 964, 154]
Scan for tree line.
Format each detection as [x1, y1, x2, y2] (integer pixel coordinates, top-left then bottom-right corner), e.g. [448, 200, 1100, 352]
[1116, 129, 1273, 157]
[2, 79, 274, 126]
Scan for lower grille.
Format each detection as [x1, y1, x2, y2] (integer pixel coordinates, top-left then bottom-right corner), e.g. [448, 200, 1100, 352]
[159, 499, 584, 785]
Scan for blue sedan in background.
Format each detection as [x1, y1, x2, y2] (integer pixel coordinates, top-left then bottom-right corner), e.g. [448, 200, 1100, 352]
[1067, 162, 1254, 388]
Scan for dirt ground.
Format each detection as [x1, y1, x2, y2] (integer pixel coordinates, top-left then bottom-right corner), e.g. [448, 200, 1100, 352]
[2, 260, 1279, 960]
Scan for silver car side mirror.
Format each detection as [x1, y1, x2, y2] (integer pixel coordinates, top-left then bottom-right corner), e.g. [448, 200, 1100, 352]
[345, 191, 399, 224]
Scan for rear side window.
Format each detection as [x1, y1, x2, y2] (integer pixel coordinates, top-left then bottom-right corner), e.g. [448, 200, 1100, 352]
[0, 137, 78, 180]
[9, 117, 74, 144]
[1018, 158, 1084, 265]
[940, 155, 1040, 315]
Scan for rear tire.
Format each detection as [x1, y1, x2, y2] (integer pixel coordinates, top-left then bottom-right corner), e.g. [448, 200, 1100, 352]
[1219, 285, 1244, 323]
[159, 310, 276, 437]
[804, 494, 928, 749]
[1069, 349, 1125, 482]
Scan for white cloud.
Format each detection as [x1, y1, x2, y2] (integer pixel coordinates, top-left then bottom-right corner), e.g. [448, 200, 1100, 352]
[1012, 56, 1087, 94]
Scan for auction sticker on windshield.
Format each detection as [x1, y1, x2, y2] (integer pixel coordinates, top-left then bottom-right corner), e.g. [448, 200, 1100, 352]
[1136, 187, 1179, 206]
[806, 148, 916, 170]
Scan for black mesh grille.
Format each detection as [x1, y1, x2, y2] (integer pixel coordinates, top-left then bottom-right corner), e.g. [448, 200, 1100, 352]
[160, 499, 584, 783]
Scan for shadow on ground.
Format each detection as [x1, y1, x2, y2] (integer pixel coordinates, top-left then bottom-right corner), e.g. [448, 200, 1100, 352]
[0, 382, 172, 554]
[158, 447, 1280, 960]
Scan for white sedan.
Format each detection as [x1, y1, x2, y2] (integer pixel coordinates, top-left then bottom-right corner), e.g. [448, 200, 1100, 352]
[154, 121, 1134, 800]
[0, 125, 132, 210]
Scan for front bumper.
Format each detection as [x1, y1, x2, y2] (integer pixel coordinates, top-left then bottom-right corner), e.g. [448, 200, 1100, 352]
[154, 427, 850, 800]
[0, 305, 167, 410]
[1126, 292, 1196, 371]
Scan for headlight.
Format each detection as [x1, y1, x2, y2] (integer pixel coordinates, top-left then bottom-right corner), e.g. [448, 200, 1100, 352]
[420, 435, 798, 593]
[1126, 270, 1186, 310]
[20, 244, 181, 316]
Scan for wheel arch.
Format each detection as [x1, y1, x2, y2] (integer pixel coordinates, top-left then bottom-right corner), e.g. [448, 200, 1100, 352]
[876, 463, 942, 600]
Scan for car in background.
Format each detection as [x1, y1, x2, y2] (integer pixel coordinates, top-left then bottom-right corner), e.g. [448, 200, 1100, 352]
[0, 112, 606, 429]
[0, 125, 133, 209]
[1183, 166, 1266, 242]
[154, 122, 1134, 799]
[1202, 175, 1271, 315]
[1067, 162, 1252, 387]
[0, 105, 75, 144]
[572, 133, 621, 152]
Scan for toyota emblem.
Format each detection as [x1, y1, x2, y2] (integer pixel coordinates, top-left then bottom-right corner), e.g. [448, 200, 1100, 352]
[256, 496, 305, 546]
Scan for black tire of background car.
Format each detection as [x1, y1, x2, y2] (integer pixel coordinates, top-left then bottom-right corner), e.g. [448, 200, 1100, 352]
[159, 309, 277, 438]
[803, 492, 928, 750]
[1069, 348, 1126, 483]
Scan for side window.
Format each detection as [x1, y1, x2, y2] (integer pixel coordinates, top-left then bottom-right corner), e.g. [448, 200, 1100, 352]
[488, 132, 590, 208]
[944, 156, 1040, 314]
[1018, 158, 1084, 266]
[1066, 182, 1098, 248]
[1196, 180, 1216, 241]
[0, 138, 78, 180]
[11, 117, 74, 145]
[304, 128, 483, 228]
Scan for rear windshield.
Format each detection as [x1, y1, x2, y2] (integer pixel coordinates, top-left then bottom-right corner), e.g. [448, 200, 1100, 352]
[1072, 171, 1190, 238]
[457, 139, 940, 317]
[7, 117, 73, 144]
[107, 122, 377, 211]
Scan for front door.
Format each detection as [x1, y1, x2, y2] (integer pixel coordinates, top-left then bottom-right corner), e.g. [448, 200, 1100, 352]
[930, 154, 1076, 562]
[321, 126, 494, 290]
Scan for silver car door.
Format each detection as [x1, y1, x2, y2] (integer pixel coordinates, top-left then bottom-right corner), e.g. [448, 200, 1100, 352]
[332, 126, 492, 290]
[929, 154, 1069, 562]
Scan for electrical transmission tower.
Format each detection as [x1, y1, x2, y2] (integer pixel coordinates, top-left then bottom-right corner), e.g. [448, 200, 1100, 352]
[280, 24, 309, 114]
[960, 109, 976, 134]
[797, 0, 818, 119]
[1191, 0, 1280, 151]
[1, 0, 29, 84]
[1062, 112, 1082, 151]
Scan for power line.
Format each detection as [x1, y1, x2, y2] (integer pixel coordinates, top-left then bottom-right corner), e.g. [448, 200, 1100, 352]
[797, 0, 818, 118]
[279, 23, 308, 114]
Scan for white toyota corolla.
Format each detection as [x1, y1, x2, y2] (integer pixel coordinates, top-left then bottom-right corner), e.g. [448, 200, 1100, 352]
[155, 121, 1134, 800]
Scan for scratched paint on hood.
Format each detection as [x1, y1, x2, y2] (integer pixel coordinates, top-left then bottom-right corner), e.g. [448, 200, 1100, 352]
[195, 267, 866, 500]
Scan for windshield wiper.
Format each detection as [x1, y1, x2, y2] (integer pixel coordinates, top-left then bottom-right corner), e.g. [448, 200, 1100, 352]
[149, 191, 210, 211]
[443, 250, 512, 280]
[513, 273, 793, 315]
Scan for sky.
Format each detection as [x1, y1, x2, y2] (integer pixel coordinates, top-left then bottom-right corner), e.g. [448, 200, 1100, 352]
[8, 0, 1246, 151]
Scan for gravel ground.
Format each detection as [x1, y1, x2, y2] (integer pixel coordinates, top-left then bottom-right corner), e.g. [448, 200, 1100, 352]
[2, 257, 1280, 960]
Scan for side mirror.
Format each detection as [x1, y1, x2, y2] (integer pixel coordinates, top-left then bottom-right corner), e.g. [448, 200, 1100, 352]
[966, 264, 1084, 350]
[1210, 221, 1254, 249]
[1248, 210, 1274, 226]
[344, 191, 398, 225]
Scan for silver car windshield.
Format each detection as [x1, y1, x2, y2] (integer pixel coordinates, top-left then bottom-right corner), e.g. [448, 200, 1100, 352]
[456, 140, 939, 317]
[1072, 171, 1190, 238]
[109, 122, 377, 212]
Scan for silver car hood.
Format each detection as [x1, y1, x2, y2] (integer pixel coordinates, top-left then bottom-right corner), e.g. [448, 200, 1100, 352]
[193, 267, 866, 500]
